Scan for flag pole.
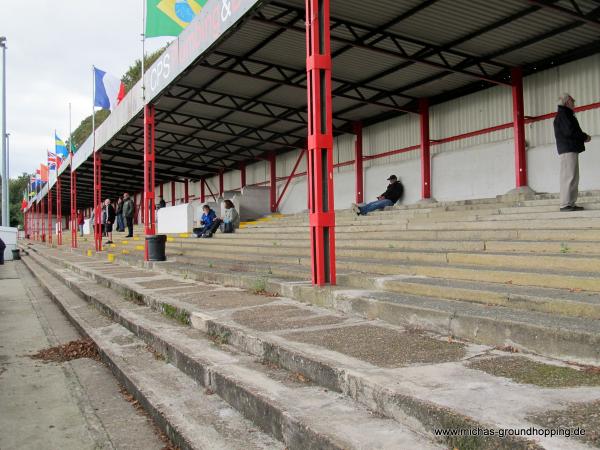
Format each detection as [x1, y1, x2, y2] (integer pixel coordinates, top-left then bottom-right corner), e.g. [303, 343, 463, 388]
[142, 0, 146, 102]
[69, 102, 73, 153]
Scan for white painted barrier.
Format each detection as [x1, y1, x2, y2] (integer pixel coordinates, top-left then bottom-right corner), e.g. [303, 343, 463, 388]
[0, 227, 18, 261]
[157, 203, 195, 234]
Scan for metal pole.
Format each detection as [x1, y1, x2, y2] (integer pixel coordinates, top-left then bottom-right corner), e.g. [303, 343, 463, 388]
[1, 37, 8, 227]
[269, 152, 277, 212]
[306, 0, 336, 286]
[143, 103, 156, 261]
[353, 122, 363, 204]
[512, 67, 528, 188]
[419, 98, 431, 199]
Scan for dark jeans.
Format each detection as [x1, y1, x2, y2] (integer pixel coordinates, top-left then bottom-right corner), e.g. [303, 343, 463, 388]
[359, 199, 394, 215]
[193, 220, 222, 237]
[125, 217, 133, 237]
[116, 214, 125, 232]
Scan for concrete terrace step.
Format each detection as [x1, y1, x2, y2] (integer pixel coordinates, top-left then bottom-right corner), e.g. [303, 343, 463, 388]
[23, 249, 443, 450]
[24, 245, 600, 449]
[29, 244, 600, 364]
[22, 254, 283, 450]
[354, 275, 600, 320]
[62, 239, 600, 292]
[241, 217, 600, 231]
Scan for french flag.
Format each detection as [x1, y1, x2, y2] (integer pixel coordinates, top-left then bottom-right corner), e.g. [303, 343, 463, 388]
[93, 67, 126, 111]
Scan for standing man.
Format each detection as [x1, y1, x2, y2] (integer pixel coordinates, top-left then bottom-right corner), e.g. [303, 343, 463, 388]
[351, 175, 404, 216]
[122, 192, 134, 238]
[115, 197, 124, 232]
[102, 199, 116, 245]
[554, 93, 592, 212]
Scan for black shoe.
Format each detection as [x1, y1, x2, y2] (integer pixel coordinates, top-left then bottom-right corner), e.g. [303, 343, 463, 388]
[560, 205, 584, 212]
[125, 235, 133, 238]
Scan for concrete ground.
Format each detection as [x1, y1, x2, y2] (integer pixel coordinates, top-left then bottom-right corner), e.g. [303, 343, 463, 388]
[0, 261, 164, 450]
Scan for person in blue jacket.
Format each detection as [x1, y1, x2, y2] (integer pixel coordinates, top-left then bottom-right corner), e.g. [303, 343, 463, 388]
[193, 205, 216, 238]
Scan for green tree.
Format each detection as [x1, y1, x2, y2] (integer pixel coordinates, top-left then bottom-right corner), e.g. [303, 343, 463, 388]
[8, 173, 30, 228]
[122, 48, 166, 92]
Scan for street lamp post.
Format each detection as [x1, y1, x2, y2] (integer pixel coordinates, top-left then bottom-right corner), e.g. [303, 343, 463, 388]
[1, 37, 7, 227]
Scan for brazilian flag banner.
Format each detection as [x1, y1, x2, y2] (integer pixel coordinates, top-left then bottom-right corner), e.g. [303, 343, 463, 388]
[145, 0, 207, 37]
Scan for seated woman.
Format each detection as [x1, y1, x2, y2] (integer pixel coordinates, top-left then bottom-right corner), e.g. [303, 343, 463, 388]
[220, 200, 240, 233]
[193, 204, 217, 238]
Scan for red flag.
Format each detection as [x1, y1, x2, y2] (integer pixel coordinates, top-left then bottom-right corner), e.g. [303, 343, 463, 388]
[40, 164, 49, 182]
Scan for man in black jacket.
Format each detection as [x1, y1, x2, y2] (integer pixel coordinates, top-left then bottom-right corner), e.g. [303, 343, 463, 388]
[102, 199, 116, 245]
[352, 175, 404, 216]
[554, 94, 591, 211]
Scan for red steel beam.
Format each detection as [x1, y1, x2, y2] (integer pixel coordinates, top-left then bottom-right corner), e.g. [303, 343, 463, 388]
[275, 149, 305, 211]
[512, 67, 528, 188]
[419, 98, 431, 199]
[240, 163, 246, 188]
[269, 152, 277, 212]
[184, 179, 189, 203]
[353, 122, 364, 204]
[171, 181, 176, 205]
[144, 104, 157, 261]
[56, 170, 62, 245]
[200, 179, 206, 203]
[71, 154, 78, 248]
[218, 170, 224, 197]
[47, 186, 53, 245]
[306, 0, 336, 286]
[93, 149, 102, 252]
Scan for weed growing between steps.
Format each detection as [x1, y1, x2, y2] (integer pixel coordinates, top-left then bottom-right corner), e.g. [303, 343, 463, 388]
[29, 338, 100, 362]
[468, 356, 600, 387]
[161, 303, 190, 325]
[528, 400, 600, 448]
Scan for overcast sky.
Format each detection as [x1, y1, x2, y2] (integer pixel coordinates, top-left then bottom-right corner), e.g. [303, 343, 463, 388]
[0, 1, 172, 178]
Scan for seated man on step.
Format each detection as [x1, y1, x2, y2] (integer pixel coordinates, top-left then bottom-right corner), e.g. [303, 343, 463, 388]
[352, 175, 404, 216]
[193, 204, 217, 238]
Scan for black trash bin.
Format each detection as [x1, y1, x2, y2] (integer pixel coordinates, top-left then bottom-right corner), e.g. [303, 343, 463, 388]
[12, 249, 21, 260]
[146, 235, 167, 261]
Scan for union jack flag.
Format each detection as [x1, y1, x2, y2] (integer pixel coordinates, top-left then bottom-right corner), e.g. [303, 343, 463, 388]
[48, 151, 58, 170]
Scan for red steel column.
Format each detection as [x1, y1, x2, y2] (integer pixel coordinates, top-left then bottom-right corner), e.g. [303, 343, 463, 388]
[240, 163, 246, 189]
[218, 170, 224, 197]
[56, 175, 62, 245]
[269, 152, 277, 212]
[200, 179, 206, 203]
[41, 196, 46, 242]
[512, 67, 528, 188]
[184, 179, 189, 203]
[47, 188, 53, 245]
[171, 181, 176, 205]
[70, 158, 77, 248]
[144, 104, 156, 261]
[353, 122, 364, 204]
[93, 150, 102, 251]
[420, 98, 431, 199]
[306, 0, 336, 286]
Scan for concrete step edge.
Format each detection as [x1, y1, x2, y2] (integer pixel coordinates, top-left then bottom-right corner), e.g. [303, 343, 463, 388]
[24, 248, 446, 450]
[23, 247, 548, 450]
[42, 245, 600, 365]
[20, 254, 282, 450]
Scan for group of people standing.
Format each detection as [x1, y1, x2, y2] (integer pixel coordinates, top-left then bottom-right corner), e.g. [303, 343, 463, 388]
[76, 192, 135, 244]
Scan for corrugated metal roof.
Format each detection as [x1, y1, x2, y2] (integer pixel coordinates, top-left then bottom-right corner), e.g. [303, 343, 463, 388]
[47, 0, 600, 209]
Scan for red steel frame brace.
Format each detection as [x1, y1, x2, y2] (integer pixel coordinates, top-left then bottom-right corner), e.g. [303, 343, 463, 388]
[144, 104, 157, 261]
[306, 0, 336, 286]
